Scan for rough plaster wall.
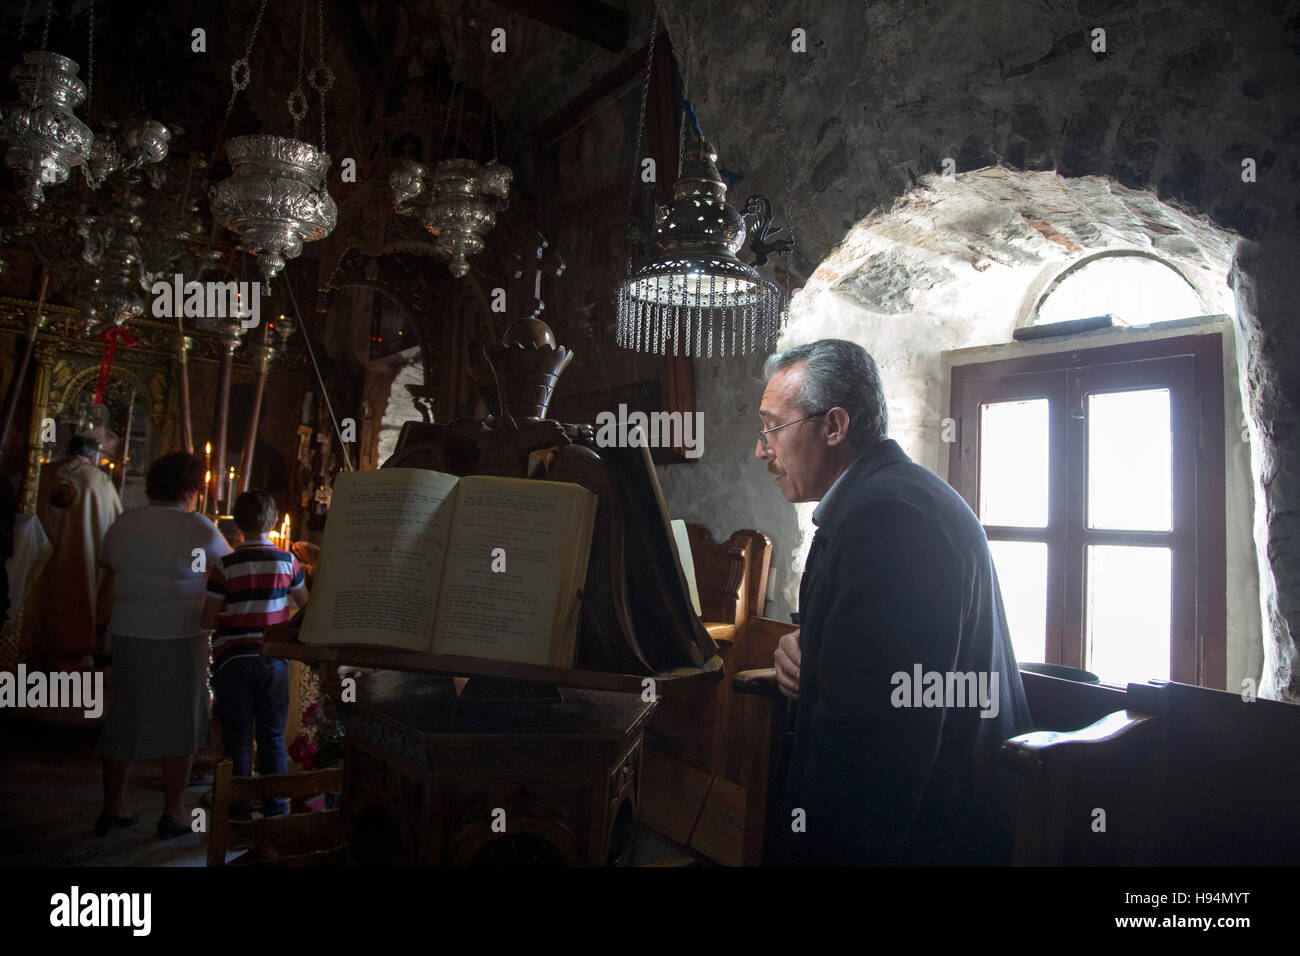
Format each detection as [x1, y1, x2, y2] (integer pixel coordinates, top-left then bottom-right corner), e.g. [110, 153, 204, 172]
[377, 361, 425, 465]
[652, 0, 1299, 696]
[1231, 241, 1300, 699]
[656, 352, 803, 619]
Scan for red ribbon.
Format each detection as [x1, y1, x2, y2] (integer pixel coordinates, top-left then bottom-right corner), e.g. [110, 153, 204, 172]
[94, 326, 136, 405]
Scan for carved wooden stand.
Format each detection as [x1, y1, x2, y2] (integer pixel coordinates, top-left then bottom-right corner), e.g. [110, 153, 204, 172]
[339, 670, 655, 865]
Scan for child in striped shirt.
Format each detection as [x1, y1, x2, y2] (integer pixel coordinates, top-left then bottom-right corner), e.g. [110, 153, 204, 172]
[202, 490, 308, 818]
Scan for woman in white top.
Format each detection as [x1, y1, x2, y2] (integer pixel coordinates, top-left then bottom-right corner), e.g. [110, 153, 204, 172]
[94, 452, 231, 839]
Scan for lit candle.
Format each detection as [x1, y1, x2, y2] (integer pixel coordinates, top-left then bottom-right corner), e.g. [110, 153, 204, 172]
[203, 442, 212, 514]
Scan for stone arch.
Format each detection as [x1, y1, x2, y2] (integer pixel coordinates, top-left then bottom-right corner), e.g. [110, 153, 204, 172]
[1012, 248, 1215, 332]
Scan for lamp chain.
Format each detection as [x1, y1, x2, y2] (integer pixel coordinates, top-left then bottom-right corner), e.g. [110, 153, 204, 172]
[31, 0, 53, 110]
[436, 81, 455, 163]
[765, 0, 797, 321]
[288, 0, 309, 138]
[16, 0, 30, 50]
[481, 32, 498, 161]
[452, 81, 466, 152]
[86, 0, 93, 110]
[675, 0, 695, 180]
[214, 0, 269, 161]
[624, 2, 661, 279]
[309, 0, 333, 153]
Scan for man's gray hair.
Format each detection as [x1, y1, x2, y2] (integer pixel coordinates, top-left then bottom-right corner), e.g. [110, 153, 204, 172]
[762, 339, 888, 450]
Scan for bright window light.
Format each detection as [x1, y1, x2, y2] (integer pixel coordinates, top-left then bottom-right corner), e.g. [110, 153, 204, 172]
[1035, 255, 1204, 326]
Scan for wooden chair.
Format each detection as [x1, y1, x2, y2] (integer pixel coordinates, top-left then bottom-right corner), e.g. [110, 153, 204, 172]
[206, 759, 346, 867]
[640, 526, 786, 866]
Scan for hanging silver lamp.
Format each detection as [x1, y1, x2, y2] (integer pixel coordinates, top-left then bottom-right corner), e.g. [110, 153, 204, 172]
[390, 157, 512, 278]
[617, 138, 783, 358]
[209, 134, 337, 279]
[1, 52, 95, 211]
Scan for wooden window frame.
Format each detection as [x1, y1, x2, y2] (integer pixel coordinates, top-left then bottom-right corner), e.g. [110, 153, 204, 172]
[948, 334, 1226, 689]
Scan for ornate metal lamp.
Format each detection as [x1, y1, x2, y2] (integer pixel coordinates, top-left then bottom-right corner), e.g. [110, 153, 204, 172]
[209, 134, 337, 279]
[390, 156, 512, 278]
[617, 137, 786, 357]
[207, 0, 338, 281]
[1, 52, 95, 211]
[83, 118, 173, 190]
[614, 4, 793, 359]
[86, 195, 145, 329]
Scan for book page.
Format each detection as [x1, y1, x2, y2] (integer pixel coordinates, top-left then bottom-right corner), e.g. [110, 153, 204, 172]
[432, 476, 589, 665]
[301, 468, 459, 650]
[670, 519, 703, 618]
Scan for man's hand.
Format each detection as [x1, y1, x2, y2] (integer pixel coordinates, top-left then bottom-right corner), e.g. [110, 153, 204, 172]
[775, 628, 801, 700]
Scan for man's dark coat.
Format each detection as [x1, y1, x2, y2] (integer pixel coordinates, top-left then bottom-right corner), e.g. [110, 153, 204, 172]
[784, 438, 1032, 865]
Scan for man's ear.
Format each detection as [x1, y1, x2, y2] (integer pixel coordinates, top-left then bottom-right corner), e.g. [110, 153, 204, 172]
[824, 407, 851, 446]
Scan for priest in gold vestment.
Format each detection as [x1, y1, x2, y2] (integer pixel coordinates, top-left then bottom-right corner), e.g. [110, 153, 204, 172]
[31, 435, 122, 665]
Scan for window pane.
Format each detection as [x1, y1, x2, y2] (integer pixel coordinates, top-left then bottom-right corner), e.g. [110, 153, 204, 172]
[979, 399, 1048, 527]
[1034, 255, 1204, 326]
[1087, 389, 1171, 531]
[1085, 545, 1171, 686]
[988, 540, 1048, 665]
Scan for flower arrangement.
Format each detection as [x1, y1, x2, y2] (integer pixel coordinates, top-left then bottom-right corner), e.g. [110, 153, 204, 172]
[290, 692, 344, 770]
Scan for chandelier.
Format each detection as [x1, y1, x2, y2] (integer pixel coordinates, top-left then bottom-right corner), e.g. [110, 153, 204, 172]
[83, 187, 145, 328]
[210, 134, 336, 279]
[614, 6, 794, 358]
[82, 119, 172, 190]
[391, 154, 512, 278]
[1, 52, 94, 211]
[617, 136, 785, 357]
[208, 0, 337, 280]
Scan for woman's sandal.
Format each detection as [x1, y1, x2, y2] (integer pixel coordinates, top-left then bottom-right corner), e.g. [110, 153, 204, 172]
[94, 810, 140, 837]
[156, 815, 191, 840]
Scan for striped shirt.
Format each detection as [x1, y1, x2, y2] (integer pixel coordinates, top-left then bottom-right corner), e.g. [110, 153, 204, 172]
[206, 542, 304, 665]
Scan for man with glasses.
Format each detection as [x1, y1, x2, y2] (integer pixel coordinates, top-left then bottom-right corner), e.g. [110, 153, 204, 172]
[757, 339, 1030, 865]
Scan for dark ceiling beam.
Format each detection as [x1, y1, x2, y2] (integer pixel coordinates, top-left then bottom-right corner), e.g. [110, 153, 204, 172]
[484, 0, 628, 52]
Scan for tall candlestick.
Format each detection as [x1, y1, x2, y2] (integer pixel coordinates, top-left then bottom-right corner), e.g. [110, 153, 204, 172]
[0, 269, 50, 468]
[212, 319, 242, 517]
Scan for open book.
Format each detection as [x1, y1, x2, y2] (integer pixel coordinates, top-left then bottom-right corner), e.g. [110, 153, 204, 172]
[299, 468, 597, 668]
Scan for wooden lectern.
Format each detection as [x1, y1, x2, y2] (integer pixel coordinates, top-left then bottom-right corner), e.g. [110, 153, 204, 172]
[266, 318, 721, 865]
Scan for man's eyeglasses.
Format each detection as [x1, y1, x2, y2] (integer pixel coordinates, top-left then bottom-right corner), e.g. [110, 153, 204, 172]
[758, 411, 827, 448]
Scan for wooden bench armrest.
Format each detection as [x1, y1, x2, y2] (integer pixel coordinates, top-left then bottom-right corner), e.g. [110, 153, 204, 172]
[732, 667, 783, 699]
[1000, 709, 1159, 777]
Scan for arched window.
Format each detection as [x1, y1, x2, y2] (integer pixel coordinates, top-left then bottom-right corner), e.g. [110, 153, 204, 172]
[1030, 251, 1207, 328]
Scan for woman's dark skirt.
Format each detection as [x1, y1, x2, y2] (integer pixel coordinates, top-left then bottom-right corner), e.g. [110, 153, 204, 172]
[95, 633, 211, 760]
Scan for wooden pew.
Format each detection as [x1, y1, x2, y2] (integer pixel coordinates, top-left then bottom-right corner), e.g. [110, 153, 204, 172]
[1005, 674, 1300, 865]
[730, 665, 1300, 865]
[638, 526, 783, 865]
